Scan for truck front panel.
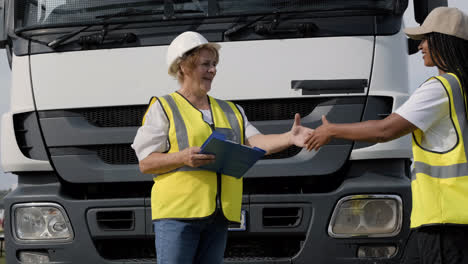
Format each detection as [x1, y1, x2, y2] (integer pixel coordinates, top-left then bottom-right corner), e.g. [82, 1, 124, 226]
[1, 0, 413, 263]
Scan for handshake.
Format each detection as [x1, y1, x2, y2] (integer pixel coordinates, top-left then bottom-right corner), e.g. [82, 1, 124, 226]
[289, 114, 333, 152]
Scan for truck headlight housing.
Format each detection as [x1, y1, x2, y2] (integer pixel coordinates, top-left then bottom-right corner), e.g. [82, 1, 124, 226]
[13, 203, 74, 241]
[328, 195, 402, 238]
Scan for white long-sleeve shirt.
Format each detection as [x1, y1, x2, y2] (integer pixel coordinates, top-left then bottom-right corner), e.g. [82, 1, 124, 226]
[132, 100, 260, 161]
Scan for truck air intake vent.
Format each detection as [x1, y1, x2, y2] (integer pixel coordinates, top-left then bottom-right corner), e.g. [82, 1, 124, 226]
[68, 97, 360, 128]
[96, 211, 134, 230]
[74, 100, 309, 127]
[13, 112, 49, 160]
[95, 237, 303, 261]
[234, 98, 315, 121]
[97, 144, 139, 164]
[225, 237, 303, 259]
[263, 207, 302, 227]
[95, 144, 300, 165]
[234, 97, 365, 121]
[73, 99, 313, 127]
[265, 146, 301, 159]
[75, 105, 147, 127]
[95, 238, 155, 260]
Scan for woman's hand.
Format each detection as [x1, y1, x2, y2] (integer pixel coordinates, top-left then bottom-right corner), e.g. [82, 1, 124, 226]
[305, 113, 418, 151]
[181, 146, 216, 167]
[246, 113, 314, 154]
[289, 113, 315, 147]
[305, 115, 333, 151]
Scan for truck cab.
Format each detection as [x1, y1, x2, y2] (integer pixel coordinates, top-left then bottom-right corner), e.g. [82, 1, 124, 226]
[0, 0, 446, 263]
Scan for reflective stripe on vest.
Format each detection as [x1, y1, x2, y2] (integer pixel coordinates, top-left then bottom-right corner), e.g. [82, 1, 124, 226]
[161, 94, 190, 151]
[411, 73, 468, 228]
[150, 92, 244, 222]
[157, 94, 243, 174]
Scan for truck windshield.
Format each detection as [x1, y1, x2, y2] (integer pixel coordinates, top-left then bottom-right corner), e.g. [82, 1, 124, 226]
[16, 0, 397, 30]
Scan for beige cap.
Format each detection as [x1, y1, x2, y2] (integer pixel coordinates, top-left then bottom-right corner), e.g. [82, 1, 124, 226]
[404, 7, 468, 40]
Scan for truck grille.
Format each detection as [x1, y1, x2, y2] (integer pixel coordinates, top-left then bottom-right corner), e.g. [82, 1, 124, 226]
[97, 144, 139, 165]
[226, 237, 303, 259]
[236, 98, 316, 121]
[75, 105, 147, 127]
[95, 238, 156, 260]
[96, 144, 301, 164]
[43, 98, 360, 173]
[72, 98, 321, 127]
[95, 236, 303, 261]
[263, 207, 303, 227]
[13, 112, 49, 160]
[96, 210, 134, 230]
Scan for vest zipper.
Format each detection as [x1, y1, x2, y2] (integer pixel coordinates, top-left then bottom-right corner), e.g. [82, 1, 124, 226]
[206, 99, 224, 218]
[209, 123, 222, 213]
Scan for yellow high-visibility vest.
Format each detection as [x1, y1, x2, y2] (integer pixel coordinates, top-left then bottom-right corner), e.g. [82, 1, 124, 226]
[411, 73, 468, 228]
[144, 92, 245, 222]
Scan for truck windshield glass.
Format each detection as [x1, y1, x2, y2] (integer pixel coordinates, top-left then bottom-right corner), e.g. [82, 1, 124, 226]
[15, 0, 397, 30]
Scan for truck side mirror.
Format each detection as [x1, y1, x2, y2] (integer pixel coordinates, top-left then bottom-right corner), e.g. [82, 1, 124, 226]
[0, 0, 6, 49]
[413, 0, 448, 24]
[408, 38, 420, 55]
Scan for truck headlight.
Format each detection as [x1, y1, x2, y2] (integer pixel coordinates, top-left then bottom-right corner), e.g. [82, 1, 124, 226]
[328, 195, 402, 238]
[13, 203, 74, 241]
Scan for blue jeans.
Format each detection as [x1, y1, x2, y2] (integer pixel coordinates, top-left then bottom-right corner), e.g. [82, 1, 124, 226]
[153, 212, 228, 264]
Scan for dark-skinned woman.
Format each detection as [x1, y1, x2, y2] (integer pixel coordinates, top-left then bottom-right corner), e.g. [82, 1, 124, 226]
[305, 7, 468, 264]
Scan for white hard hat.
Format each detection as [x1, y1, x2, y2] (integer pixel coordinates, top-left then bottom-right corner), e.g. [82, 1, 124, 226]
[166, 31, 220, 77]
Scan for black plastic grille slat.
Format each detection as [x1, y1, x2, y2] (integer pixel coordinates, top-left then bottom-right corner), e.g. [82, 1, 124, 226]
[73, 98, 323, 128]
[95, 237, 302, 260]
[95, 239, 156, 260]
[13, 112, 49, 160]
[113, 259, 156, 263]
[96, 211, 134, 230]
[97, 144, 139, 164]
[263, 207, 302, 227]
[225, 238, 302, 258]
[112, 257, 284, 262]
[265, 146, 301, 159]
[14, 113, 33, 157]
[75, 105, 148, 127]
[234, 99, 315, 121]
[96, 144, 299, 164]
[224, 257, 278, 261]
[67, 98, 332, 163]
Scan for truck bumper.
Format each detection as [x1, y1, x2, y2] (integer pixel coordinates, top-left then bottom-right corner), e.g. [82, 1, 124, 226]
[3, 165, 411, 264]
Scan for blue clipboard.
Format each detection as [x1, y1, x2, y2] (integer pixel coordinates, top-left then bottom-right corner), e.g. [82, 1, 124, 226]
[200, 131, 266, 178]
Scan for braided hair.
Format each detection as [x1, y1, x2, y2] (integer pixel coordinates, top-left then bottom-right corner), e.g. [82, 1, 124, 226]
[427, 32, 468, 98]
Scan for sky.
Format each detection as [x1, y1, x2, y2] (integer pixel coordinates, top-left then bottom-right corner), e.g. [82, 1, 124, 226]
[0, 1, 468, 190]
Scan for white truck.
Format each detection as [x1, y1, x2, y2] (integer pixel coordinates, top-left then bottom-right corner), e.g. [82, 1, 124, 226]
[0, 0, 446, 263]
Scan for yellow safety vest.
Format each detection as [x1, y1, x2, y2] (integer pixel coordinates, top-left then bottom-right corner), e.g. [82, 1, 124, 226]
[411, 73, 468, 228]
[144, 92, 245, 222]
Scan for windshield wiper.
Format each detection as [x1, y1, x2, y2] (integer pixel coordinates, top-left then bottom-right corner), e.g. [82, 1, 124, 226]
[224, 12, 318, 39]
[48, 23, 138, 49]
[223, 0, 320, 39]
[47, 8, 160, 49]
[79, 25, 138, 49]
[47, 7, 204, 49]
[224, 12, 274, 38]
[253, 13, 319, 36]
[47, 25, 93, 48]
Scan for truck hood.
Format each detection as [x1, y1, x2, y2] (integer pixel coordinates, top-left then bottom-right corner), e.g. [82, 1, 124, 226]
[23, 36, 376, 182]
[30, 36, 374, 110]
